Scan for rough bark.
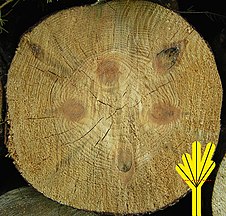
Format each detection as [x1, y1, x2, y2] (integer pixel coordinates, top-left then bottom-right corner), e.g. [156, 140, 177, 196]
[6, 0, 222, 214]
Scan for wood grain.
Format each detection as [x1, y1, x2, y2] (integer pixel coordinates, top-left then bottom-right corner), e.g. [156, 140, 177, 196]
[6, 0, 222, 214]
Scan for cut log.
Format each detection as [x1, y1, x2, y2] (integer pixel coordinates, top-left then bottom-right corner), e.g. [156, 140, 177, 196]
[212, 155, 226, 216]
[6, 0, 222, 214]
[0, 187, 97, 216]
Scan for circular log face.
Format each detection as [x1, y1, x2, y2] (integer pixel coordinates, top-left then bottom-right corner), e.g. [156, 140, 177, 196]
[7, 1, 222, 214]
[212, 156, 226, 216]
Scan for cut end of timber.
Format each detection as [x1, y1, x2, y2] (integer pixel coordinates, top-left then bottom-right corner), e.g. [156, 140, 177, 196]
[6, 0, 222, 214]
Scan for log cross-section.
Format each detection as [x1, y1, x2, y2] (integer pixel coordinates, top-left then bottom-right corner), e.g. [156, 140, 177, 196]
[6, 0, 222, 214]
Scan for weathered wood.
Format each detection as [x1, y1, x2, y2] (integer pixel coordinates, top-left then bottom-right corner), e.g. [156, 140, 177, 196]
[212, 155, 226, 216]
[6, 0, 222, 214]
[0, 187, 97, 216]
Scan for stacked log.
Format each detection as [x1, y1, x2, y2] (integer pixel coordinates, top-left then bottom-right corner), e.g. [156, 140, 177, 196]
[212, 155, 226, 216]
[0, 187, 97, 216]
[6, 0, 222, 214]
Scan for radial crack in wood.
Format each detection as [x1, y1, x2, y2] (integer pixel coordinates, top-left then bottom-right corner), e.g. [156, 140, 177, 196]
[6, 0, 222, 214]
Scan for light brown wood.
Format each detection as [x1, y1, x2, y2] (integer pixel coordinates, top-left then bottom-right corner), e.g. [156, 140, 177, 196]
[212, 155, 226, 216]
[0, 187, 97, 216]
[6, 0, 222, 214]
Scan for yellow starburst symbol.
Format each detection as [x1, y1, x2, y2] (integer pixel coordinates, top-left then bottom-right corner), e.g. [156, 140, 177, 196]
[176, 141, 216, 216]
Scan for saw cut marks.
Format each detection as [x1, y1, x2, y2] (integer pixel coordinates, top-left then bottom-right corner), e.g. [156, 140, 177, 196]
[6, 0, 222, 214]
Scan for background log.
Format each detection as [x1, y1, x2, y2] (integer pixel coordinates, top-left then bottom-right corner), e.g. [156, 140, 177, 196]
[0, 187, 98, 216]
[212, 154, 226, 216]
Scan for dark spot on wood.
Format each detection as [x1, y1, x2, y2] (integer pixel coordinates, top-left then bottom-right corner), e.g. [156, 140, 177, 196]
[29, 42, 44, 59]
[149, 102, 180, 125]
[96, 59, 120, 85]
[60, 99, 86, 122]
[154, 46, 180, 74]
[116, 145, 133, 173]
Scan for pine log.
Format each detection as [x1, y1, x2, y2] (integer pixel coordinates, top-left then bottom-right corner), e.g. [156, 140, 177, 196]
[0, 187, 97, 216]
[212, 155, 226, 216]
[6, 0, 222, 214]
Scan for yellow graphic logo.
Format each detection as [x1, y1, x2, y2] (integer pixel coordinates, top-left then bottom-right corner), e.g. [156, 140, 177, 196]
[176, 141, 216, 216]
